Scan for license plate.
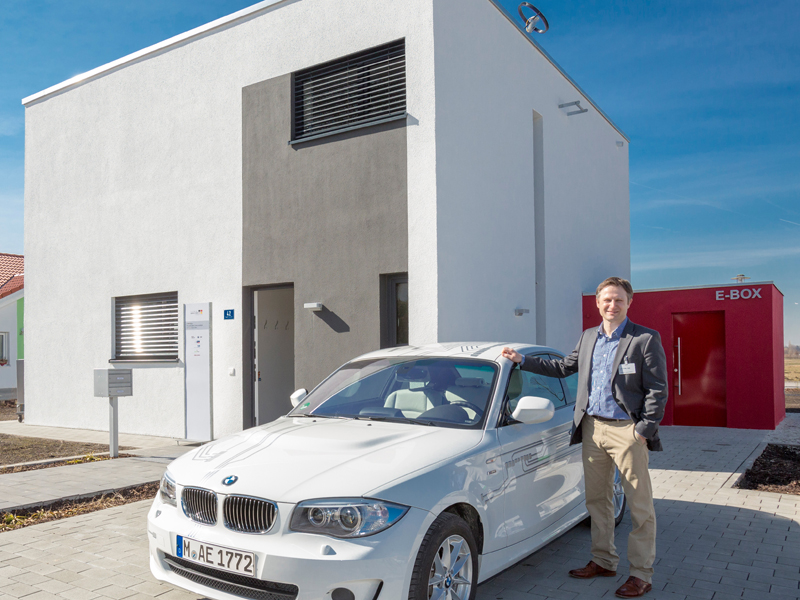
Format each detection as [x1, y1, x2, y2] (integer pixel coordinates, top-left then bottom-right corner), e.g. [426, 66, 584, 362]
[176, 535, 255, 576]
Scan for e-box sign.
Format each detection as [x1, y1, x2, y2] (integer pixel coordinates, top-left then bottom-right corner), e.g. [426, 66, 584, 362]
[715, 288, 761, 301]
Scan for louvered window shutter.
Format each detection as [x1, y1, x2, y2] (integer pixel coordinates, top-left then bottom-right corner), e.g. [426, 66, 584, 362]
[114, 292, 179, 361]
[293, 39, 406, 142]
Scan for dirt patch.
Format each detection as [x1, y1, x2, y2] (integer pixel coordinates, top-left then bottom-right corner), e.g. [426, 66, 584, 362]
[0, 482, 158, 533]
[787, 388, 800, 412]
[0, 434, 133, 466]
[0, 400, 18, 421]
[737, 444, 800, 495]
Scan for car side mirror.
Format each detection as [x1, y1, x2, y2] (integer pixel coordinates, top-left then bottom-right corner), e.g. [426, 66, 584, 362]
[511, 396, 555, 424]
[290, 388, 308, 407]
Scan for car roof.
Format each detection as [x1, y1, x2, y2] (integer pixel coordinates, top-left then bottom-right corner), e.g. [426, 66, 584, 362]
[355, 342, 561, 363]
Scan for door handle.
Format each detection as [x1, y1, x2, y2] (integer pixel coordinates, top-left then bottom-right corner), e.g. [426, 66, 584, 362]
[677, 337, 682, 396]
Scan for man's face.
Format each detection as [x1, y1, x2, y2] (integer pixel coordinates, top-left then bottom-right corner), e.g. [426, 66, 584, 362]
[596, 285, 631, 325]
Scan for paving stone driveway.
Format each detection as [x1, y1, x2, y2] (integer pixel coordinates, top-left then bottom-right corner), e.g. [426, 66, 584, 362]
[1, 419, 798, 600]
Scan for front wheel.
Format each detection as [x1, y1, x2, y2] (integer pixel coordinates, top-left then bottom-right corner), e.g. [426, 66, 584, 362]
[408, 512, 478, 600]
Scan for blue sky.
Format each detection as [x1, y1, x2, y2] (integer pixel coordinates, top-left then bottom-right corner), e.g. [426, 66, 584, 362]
[1, 0, 799, 341]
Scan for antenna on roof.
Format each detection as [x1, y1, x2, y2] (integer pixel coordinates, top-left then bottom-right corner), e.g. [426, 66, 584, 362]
[731, 274, 750, 283]
[518, 3, 549, 34]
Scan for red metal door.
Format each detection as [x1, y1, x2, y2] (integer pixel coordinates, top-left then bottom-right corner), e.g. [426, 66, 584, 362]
[672, 311, 726, 427]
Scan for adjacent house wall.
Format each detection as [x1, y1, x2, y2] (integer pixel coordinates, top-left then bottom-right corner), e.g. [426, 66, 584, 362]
[23, 0, 437, 438]
[0, 290, 23, 390]
[431, 0, 630, 354]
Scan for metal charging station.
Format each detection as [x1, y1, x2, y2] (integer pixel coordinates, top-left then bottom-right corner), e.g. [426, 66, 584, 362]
[93, 369, 132, 457]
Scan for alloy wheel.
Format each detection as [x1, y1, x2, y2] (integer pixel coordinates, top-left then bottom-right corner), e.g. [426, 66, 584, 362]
[428, 534, 472, 600]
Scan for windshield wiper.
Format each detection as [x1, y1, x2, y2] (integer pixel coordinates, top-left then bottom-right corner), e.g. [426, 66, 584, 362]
[355, 415, 440, 427]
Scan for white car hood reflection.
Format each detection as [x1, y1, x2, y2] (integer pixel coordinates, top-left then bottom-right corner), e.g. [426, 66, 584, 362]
[169, 416, 485, 505]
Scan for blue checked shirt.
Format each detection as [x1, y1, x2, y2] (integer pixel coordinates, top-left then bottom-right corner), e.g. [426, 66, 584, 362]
[586, 318, 631, 420]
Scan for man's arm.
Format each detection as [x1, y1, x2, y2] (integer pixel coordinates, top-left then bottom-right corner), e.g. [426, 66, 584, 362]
[500, 334, 583, 379]
[634, 332, 668, 439]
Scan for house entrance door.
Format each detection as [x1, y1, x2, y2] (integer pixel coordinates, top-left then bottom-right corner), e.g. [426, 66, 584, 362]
[253, 286, 295, 425]
[672, 311, 726, 427]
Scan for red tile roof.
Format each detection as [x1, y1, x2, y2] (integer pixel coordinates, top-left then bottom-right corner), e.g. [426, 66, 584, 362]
[0, 253, 24, 299]
[0, 253, 24, 286]
[0, 274, 23, 300]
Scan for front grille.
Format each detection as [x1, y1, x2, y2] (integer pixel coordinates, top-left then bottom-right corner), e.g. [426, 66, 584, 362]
[182, 487, 217, 525]
[165, 555, 298, 600]
[224, 495, 277, 534]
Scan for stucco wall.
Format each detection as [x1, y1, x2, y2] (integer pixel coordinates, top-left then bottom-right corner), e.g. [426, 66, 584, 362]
[242, 75, 408, 393]
[24, 0, 437, 438]
[431, 0, 630, 354]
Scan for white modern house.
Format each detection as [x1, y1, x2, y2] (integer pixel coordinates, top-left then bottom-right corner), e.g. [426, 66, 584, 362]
[23, 0, 630, 439]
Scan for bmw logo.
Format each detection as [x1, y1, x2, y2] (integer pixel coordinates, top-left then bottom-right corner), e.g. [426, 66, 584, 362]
[222, 475, 238, 486]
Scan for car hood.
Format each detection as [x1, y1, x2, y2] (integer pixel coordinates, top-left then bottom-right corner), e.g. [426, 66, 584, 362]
[168, 417, 485, 505]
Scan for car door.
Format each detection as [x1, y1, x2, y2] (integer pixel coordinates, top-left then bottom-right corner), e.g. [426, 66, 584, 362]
[497, 353, 583, 546]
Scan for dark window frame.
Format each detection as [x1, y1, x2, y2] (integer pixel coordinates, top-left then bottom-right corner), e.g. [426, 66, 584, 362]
[380, 273, 408, 348]
[291, 39, 406, 144]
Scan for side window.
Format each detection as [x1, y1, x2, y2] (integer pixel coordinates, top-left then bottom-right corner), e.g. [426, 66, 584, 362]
[507, 354, 568, 412]
[548, 354, 577, 407]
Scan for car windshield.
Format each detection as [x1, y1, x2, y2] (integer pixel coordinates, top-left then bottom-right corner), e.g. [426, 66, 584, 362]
[288, 357, 499, 429]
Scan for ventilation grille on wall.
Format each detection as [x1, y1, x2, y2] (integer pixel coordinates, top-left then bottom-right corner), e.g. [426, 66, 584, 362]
[114, 291, 179, 361]
[293, 39, 406, 142]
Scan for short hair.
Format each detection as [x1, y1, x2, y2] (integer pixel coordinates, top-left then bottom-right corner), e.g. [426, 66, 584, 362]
[596, 277, 633, 301]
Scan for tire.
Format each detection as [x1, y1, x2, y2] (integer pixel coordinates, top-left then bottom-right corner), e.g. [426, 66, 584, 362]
[613, 467, 627, 527]
[408, 512, 479, 600]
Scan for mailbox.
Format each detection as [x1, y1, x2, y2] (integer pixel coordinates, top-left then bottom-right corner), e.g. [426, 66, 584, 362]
[94, 369, 132, 397]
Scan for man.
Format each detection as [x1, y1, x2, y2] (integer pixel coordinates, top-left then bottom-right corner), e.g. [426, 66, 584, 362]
[501, 277, 667, 598]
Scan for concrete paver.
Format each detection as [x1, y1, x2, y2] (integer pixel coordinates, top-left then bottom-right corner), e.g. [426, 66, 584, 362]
[0, 422, 180, 450]
[0, 416, 797, 599]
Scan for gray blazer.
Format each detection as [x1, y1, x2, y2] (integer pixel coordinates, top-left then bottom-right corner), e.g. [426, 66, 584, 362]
[520, 320, 668, 451]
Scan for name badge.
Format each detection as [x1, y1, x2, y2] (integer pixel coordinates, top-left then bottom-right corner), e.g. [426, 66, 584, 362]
[619, 363, 636, 375]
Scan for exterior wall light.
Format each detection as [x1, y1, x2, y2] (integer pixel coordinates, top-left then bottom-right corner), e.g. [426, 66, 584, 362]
[304, 302, 323, 312]
[514, 308, 530, 317]
[558, 101, 588, 116]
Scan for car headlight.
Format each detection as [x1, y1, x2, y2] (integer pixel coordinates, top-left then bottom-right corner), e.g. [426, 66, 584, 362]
[290, 499, 409, 538]
[159, 472, 177, 506]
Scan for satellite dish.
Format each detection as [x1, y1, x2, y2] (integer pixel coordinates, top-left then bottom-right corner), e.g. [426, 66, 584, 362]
[518, 2, 549, 34]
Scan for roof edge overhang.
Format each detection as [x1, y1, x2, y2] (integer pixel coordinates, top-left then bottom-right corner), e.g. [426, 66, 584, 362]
[485, 0, 629, 143]
[22, 0, 287, 107]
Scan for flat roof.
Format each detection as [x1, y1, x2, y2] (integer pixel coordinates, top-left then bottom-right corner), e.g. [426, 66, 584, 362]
[22, 0, 629, 142]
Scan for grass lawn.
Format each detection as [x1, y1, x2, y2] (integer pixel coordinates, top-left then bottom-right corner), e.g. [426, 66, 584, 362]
[787, 357, 800, 382]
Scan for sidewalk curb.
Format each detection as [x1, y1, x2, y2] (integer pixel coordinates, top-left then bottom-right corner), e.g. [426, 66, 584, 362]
[0, 480, 159, 515]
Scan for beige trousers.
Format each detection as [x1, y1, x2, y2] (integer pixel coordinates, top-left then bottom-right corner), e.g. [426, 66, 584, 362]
[582, 415, 656, 583]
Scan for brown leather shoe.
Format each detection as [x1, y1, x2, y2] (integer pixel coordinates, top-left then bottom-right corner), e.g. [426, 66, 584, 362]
[568, 560, 617, 579]
[615, 576, 652, 598]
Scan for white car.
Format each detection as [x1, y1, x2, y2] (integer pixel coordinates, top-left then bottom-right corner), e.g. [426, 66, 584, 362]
[147, 343, 626, 600]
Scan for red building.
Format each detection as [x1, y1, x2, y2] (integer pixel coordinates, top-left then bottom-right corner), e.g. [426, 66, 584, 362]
[582, 282, 784, 430]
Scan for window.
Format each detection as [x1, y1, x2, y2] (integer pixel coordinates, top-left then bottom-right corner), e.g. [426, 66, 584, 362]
[381, 273, 408, 347]
[507, 354, 569, 413]
[0, 332, 8, 366]
[113, 292, 178, 362]
[293, 39, 406, 142]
